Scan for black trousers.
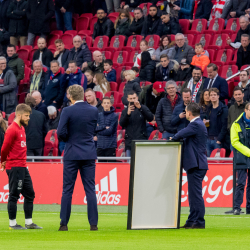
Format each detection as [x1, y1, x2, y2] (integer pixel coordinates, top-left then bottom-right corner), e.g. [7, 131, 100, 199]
[27, 148, 43, 156]
[6, 167, 35, 220]
[97, 148, 116, 162]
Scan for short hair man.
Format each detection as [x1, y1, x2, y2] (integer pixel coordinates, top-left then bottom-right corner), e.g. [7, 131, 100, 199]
[95, 97, 118, 159]
[32, 38, 53, 68]
[54, 39, 70, 69]
[93, 9, 114, 40]
[6, 44, 25, 84]
[203, 63, 229, 102]
[155, 80, 182, 139]
[204, 88, 228, 156]
[31, 90, 48, 120]
[238, 70, 250, 102]
[120, 91, 154, 156]
[1, 104, 42, 230]
[171, 88, 192, 132]
[155, 54, 176, 81]
[161, 12, 182, 36]
[236, 34, 250, 70]
[174, 58, 192, 82]
[181, 67, 204, 103]
[57, 84, 99, 231]
[173, 33, 195, 63]
[128, 7, 144, 35]
[82, 50, 104, 73]
[85, 88, 103, 112]
[47, 105, 60, 130]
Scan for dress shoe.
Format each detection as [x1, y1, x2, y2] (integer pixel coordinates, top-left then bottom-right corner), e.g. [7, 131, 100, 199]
[233, 209, 241, 215]
[90, 225, 98, 231]
[192, 224, 205, 229]
[58, 225, 68, 231]
[179, 224, 192, 229]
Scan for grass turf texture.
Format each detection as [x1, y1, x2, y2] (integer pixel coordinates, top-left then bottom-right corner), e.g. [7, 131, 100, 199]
[0, 205, 249, 249]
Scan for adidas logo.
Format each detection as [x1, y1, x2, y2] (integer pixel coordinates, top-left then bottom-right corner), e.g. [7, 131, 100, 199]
[0, 184, 24, 203]
[4, 184, 9, 190]
[84, 168, 121, 205]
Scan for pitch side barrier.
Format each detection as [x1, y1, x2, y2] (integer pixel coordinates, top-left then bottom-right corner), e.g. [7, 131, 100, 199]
[226, 65, 250, 82]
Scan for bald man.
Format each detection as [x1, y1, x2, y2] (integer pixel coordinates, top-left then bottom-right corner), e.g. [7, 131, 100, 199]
[31, 91, 49, 120]
[82, 50, 104, 73]
[32, 38, 54, 68]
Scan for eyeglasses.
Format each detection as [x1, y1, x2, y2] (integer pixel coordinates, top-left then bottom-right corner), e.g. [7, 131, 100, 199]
[0, 63, 6, 65]
[167, 87, 175, 90]
[176, 39, 184, 42]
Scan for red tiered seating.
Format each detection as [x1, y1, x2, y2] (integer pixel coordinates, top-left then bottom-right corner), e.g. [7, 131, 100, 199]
[194, 34, 212, 49]
[208, 34, 228, 51]
[222, 18, 240, 36]
[48, 45, 56, 54]
[80, 13, 93, 19]
[110, 82, 118, 91]
[18, 92, 27, 104]
[209, 148, 226, 163]
[118, 82, 126, 94]
[92, 36, 109, 51]
[8, 112, 15, 126]
[50, 30, 63, 36]
[78, 30, 93, 36]
[19, 66, 31, 90]
[108, 16, 117, 23]
[124, 35, 143, 53]
[116, 148, 126, 158]
[95, 91, 103, 100]
[225, 34, 237, 49]
[188, 19, 208, 35]
[17, 48, 30, 61]
[204, 18, 225, 35]
[117, 129, 125, 141]
[140, 81, 151, 87]
[105, 91, 122, 104]
[213, 49, 234, 67]
[64, 30, 77, 36]
[76, 16, 90, 32]
[106, 35, 126, 53]
[145, 35, 160, 49]
[220, 65, 238, 79]
[43, 141, 58, 158]
[125, 50, 140, 67]
[228, 49, 237, 65]
[117, 138, 125, 149]
[113, 103, 124, 112]
[47, 34, 60, 47]
[90, 17, 98, 33]
[61, 33, 74, 47]
[101, 51, 112, 60]
[108, 12, 119, 18]
[206, 49, 215, 63]
[49, 17, 57, 32]
[79, 34, 92, 47]
[149, 130, 162, 140]
[112, 51, 128, 67]
[179, 19, 190, 34]
[139, 2, 152, 15]
[184, 34, 195, 47]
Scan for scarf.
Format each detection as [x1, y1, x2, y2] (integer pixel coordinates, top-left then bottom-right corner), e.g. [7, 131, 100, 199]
[209, 0, 228, 20]
[50, 69, 61, 80]
[103, 68, 112, 77]
[193, 0, 200, 19]
[187, 77, 203, 102]
[243, 112, 250, 127]
[167, 94, 178, 110]
[30, 71, 42, 92]
[238, 79, 250, 88]
[73, 67, 80, 75]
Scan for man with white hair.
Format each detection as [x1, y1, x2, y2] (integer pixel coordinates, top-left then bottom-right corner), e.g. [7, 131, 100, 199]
[47, 105, 60, 130]
[82, 50, 104, 73]
[66, 35, 91, 69]
[31, 90, 48, 120]
[155, 80, 182, 139]
[172, 33, 195, 63]
[32, 37, 53, 68]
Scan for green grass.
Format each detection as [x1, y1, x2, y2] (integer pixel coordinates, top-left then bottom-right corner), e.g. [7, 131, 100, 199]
[0, 205, 250, 250]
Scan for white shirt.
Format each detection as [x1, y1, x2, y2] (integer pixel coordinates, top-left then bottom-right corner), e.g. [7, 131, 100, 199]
[74, 100, 84, 104]
[39, 52, 43, 64]
[190, 116, 200, 123]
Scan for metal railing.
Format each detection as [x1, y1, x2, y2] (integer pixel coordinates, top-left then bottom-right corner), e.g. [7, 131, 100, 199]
[226, 65, 250, 81]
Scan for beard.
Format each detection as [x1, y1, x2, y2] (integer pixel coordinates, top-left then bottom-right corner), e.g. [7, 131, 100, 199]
[20, 119, 28, 127]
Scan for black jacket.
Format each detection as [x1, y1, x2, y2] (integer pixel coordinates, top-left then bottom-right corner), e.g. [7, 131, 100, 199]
[139, 60, 156, 83]
[25, 108, 47, 150]
[67, 43, 92, 68]
[161, 17, 182, 36]
[125, 0, 141, 8]
[33, 47, 53, 68]
[0, 126, 5, 152]
[95, 98, 103, 113]
[7, 53, 25, 83]
[128, 16, 144, 35]
[92, 17, 114, 39]
[55, 0, 74, 12]
[141, 11, 163, 37]
[120, 104, 154, 150]
[221, 0, 249, 19]
[155, 61, 176, 82]
[35, 100, 49, 120]
[195, 0, 213, 20]
[155, 92, 182, 133]
[174, 67, 193, 82]
[7, 0, 28, 36]
[122, 79, 142, 105]
[0, 0, 10, 31]
[54, 49, 70, 69]
[26, 0, 55, 34]
[114, 19, 131, 37]
[47, 111, 60, 130]
[234, 24, 250, 43]
[236, 44, 250, 70]
[0, 29, 9, 57]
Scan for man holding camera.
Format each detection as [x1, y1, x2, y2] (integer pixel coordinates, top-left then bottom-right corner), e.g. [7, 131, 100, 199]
[119, 91, 154, 157]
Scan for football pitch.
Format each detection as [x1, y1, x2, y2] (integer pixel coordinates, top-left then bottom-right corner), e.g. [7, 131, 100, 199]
[0, 205, 250, 250]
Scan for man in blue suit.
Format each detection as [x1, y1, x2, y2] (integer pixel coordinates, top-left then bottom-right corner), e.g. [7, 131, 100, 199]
[203, 63, 229, 102]
[171, 103, 208, 229]
[57, 84, 98, 231]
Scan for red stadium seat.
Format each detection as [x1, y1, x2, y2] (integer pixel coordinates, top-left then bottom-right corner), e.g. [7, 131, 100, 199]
[18, 92, 27, 103]
[222, 18, 240, 36]
[17, 48, 30, 61]
[184, 34, 195, 47]
[125, 35, 143, 52]
[117, 129, 125, 141]
[139, 2, 152, 15]
[47, 34, 60, 47]
[101, 50, 112, 60]
[64, 30, 77, 36]
[78, 34, 92, 48]
[108, 16, 117, 23]
[229, 150, 234, 158]
[206, 49, 215, 62]
[43, 141, 59, 158]
[80, 13, 93, 19]
[220, 65, 238, 79]
[105, 91, 122, 104]
[209, 148, 226, 163]
[19, 45, 33, 51]
[145, 35, 160, 49]
[204, 18, 225, 35]
[179, 19, 190, 34]
[228, 49, 238, 65]
[78, 30, 93, 37]
[61, 33, 74, 47]
[106, 35, 126, 53]
[208, 34, 228, 51]
[118, 82, 126, 94]
[117, 138, 125, 149]
[45, 130, 59, 148]
[116, 66, 131, 84]
[188, 19, 208, 35]
[126, 50, 140, 65]
[116, 148, 126, 158]
[108, 12, 119, 18]
[140, 81, 151, 87]
[148, 130, 162, 140]
[194, 34, 212, 49]
[213, 49, 234, 67]
[48, 45, 56, 54]
[33, 36, 40, 47]
[92, 36, 109, 51]
[50, 30, 63, 36]
[110, 82, 118, 91]
[225, 34, 237, 49]
[76, 17, 90, 32]
[113, 103, 124, 112]
[90, 17, 98, 33]
[228, 80, 237, 98]
[8, 112, 15, 126]
[112, 51, 128, 67]
[95, 91, 103, 100]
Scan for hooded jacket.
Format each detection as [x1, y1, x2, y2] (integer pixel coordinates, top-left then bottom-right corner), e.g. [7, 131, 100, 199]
[139, 51, 156, 82]
[174, 66, 193, 82]
[115, 18, 131, 37]
[128, 16, 144, 35]
[236, 43, 250, 70]
[161, 16, 182, 36]
[121, 79, 142, 105]
[155, 60, 176, 81]
[191, 51, 210, 71]
[7, 53, 24, 83]
[92, 17, 114, 39]
[32, 47, 54, 68]
[95, 106, 118, 149]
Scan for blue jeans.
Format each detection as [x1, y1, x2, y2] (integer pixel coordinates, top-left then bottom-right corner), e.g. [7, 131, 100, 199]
[162, 131, 175, 140]
[126, 150, 131, 157]
[55, 10, 73, 31]
[206, 139, 221, 157]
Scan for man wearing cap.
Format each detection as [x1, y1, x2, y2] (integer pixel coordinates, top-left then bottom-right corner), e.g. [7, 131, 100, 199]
[181, 67, 205, 103]
[175, 58, 193, 82]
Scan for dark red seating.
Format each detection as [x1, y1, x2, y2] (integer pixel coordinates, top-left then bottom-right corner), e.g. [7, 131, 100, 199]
[149, 130, 162, 140]
[139, 2, 152, 15]
[206, 49, 215, 62]
[194, 34, 212, 49]
[179, 19, 190, 34]
[145, 35, 160, 49]
[95, 91, 103, 100]
[8, 112, 15, 126]
[220, 65, 238, 79]
[113, 103, 124, 112]
[113, 51, 128, 67]
[106, 35, 126, 53]
[124, 35, 143, 52]
[105, 91, 122, 104]
[204, 18, 225, 35]
[222, 18, 240, 36]
[208, 34, 228, 51]
[213, 49, 234, 67]
[110, 82, 118, 91]
[116, 66, 131, 84]
[78, 34, 92, 48]
[92, 35, 109, 51]
[76, 17, 90, 32]
[47, 34, 60, 47]
[209, 148, 226, 163]
[188, 19, 208, 35]
[17, 48, 30, 61]
[90, 17, 98, 33]
[101, 51, 112, 60]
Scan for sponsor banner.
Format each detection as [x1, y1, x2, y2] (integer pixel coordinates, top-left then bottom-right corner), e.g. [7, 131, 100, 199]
[0, 163, 246, 207]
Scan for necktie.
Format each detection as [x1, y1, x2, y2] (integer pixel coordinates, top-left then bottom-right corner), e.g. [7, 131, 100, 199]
[208, 78, 214, 89]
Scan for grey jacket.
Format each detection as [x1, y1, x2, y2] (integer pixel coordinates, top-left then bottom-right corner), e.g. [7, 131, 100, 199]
[171, 43, 195, 64]
[0, 69, 17, 114]
[152, 46, 175, 62]
[221, 0, 249, 19]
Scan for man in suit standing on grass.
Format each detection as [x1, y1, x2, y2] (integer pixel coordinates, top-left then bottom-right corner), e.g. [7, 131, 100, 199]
[57, 84, 98, 231]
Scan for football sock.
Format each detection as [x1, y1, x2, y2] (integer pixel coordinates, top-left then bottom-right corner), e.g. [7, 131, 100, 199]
[25, 218, 33, 225]
[9, 219, 17, 227]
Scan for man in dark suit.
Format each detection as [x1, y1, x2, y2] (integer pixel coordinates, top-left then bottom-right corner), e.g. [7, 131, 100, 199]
[171, 103, 208, 229]
[203, 63, 229, 102]
[57, 84, 98, 231]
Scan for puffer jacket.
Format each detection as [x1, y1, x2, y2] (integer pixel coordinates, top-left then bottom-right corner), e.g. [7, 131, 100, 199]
[161, 16, 182, 36]
[191, 52, 210, 71]
[114, 18, 131, 37]
[121, 79, 142, 105]
[172, 43, 195, 64]
[7, 53, 24, 83]
[155, 92, 182, 133]
[155, 60, 177, 81]
[152, 45, 175, 62]
[139, 60, 156, 83]
[95, 106, 118, 149]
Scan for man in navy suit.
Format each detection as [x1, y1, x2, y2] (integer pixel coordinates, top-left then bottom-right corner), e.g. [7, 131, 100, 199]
[57, 84, 98, 231]
[203, 63, 229, 102]
[171, 103, 208, 229]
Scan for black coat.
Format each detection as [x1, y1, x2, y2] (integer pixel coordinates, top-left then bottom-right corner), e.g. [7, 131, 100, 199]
[221, 0, 249, 19]
[195, 0, 213, 20]
[234, 24, 250, 43]
[155, 61, 176, 82]
[0, 29, 10, 57]
[54, 49, 70, 69]
[7, 0, 28, 36]
[236, 44, 250, 70]
[128, 16, 144, 35]
[25, 108, 47, 150]
[32, 47, 54, 68]
[55, 0, 74, 12]
[47, 111, 60, 130]
[35, 100, 49, 120]
[26, 0, 55, 34]
[92, 17, 114, 39]
[155, 92, 182, 133]
[121, 79, 142, 105]
[114, 19, 131, 37]
[139, 60, 156, 82]
[141, 11, 163, 37]
[119, 104, 154, 150]
[174, 67, 193, 82]
[125, 0, 141, 8]
[161, 17, 182, 36]
[0, 0, 10, 31]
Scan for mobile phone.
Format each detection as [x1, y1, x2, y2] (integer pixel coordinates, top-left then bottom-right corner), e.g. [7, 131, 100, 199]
[130, 102, 134, 106]
[183, 109, 186, 114]
[168, 2, 174, 8]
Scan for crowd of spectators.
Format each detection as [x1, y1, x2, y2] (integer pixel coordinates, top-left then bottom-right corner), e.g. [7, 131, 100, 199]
[1, 0, 250, 158]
